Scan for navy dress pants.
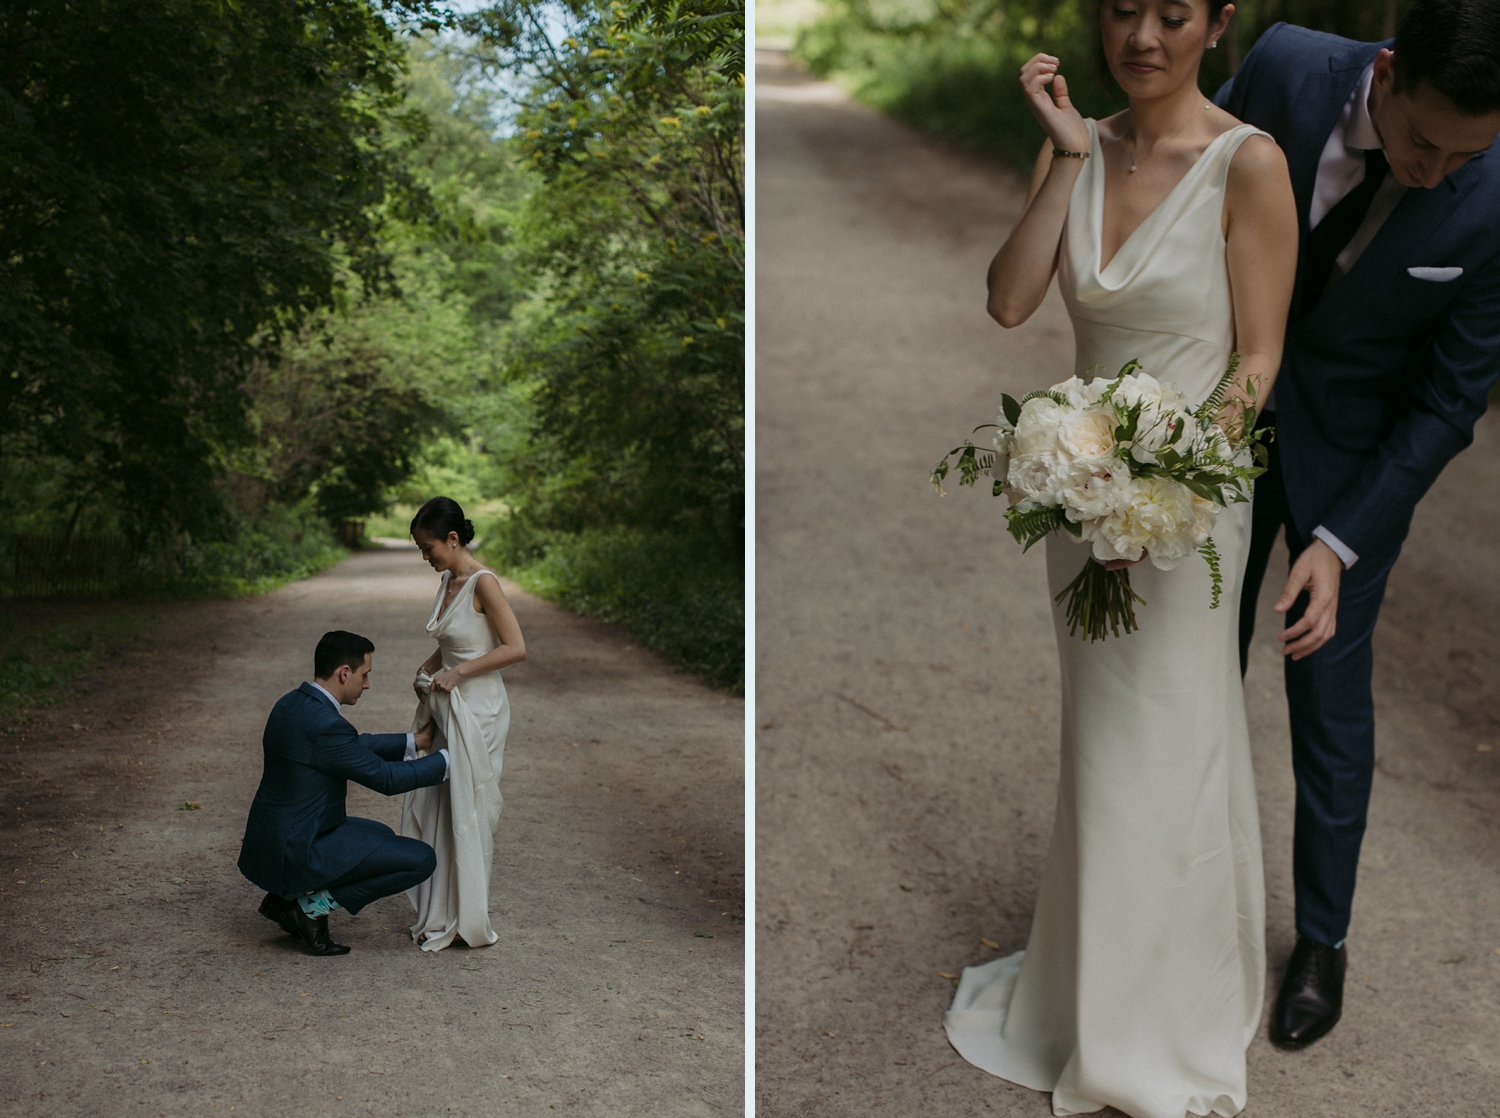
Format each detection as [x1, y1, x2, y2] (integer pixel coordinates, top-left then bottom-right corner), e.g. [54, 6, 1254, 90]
[1239, 422, 1404, 948]
[323, 819, 437, 916]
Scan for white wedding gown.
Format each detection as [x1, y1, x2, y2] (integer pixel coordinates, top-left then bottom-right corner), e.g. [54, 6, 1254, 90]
[944, 121, 1268, 1118]
[401, 569, 510, 951]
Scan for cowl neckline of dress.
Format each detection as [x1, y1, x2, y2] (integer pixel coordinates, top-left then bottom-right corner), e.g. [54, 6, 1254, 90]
[1087, 117, 1259, 284]
[427, 569, 493, 634]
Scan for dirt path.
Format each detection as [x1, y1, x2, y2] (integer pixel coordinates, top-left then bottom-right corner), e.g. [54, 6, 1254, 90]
[0, 546, 743, 1116]
[754, 51, 1500, 1117]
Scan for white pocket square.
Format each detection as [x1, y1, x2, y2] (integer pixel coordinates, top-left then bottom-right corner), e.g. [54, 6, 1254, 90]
[1407, 266, 1463, 281]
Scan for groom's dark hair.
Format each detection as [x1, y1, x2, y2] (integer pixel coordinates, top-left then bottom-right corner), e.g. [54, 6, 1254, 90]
[1395, 0, 1500, 115]
[314, 630, 375, 679]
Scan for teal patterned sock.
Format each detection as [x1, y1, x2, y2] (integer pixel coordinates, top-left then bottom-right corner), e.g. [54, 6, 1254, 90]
[291, 889, 341, 919]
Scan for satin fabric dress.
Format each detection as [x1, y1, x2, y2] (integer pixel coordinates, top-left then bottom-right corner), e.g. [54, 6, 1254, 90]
[944, 121, 1270, 1118]
[401, 569, 511, 951]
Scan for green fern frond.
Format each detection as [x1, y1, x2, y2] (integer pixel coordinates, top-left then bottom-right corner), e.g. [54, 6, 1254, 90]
[1199, 538, 1224, 609]
[1194, 352, 1241, 422]
[1004, 504, 1067, 551]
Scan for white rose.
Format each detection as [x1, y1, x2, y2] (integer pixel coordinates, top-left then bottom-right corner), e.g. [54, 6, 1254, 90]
[1057, 407, 1118, 460]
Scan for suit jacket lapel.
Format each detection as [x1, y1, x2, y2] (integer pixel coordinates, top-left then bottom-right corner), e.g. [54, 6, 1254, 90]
[1287, 42, 1378, 232]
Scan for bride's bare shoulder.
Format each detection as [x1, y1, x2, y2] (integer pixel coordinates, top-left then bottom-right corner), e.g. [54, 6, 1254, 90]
[1225, 129, 1290, 188]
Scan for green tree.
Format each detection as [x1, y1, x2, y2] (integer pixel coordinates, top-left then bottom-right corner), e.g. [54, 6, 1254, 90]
[0, 0, 436, 542]
[464, 0, 745, 553]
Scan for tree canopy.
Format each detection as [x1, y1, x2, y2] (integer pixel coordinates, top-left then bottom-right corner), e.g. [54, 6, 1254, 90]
[0, 0, 428, 540]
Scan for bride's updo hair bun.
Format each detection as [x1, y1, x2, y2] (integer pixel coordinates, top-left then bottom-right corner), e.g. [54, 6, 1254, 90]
[410, 496, 475, 547]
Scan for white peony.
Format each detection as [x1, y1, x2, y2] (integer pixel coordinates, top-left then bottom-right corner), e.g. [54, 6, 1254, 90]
[1082, 475, 1201, 567]
[1054, 375, 1109, 410]
[1057, 457, 1131, 523]
[1008, 452, 1067, 505]
[1011, 397, 1066, 457]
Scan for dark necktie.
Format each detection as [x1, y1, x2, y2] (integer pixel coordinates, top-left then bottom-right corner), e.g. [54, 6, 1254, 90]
[1302, 147, 1389, 307]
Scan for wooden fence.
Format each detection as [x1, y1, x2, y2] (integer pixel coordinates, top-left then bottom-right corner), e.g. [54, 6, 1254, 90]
[11, 535, 137, 598]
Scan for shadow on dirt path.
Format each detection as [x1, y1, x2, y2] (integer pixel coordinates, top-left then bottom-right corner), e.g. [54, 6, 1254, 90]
[0, 546, 743, 1116]
[755, 49, 1500, 1118]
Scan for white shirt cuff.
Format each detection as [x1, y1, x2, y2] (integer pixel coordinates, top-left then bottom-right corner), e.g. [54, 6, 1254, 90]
[438, 748, 450, 781]
[1312, 525, 1358, 569]
[403, 733, 416, 761]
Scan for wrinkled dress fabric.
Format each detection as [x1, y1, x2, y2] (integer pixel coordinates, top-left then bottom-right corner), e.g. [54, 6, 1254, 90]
[943, 121, 1269, 1118]
[401, 569, 510, 951]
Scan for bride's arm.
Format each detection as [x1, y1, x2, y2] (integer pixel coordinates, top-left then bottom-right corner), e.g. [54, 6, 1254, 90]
[1221, 133, 1298, 435]
[428, 574, 526, 693]
[987, 54, 1090, 328]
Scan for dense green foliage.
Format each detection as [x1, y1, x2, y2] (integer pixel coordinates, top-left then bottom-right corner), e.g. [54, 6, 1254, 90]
[463, 0, 744, 552]
[797, 0, 1409, 169]
[1, 1, 744, 689]
[0, 0, 436, 543]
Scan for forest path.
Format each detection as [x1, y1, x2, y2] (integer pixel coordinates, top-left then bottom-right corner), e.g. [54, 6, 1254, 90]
[0, 546, 743, 1116]
[754, 49, 1500, 1117]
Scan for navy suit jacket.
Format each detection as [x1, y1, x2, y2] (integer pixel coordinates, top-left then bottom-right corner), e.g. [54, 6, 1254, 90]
[237, 682, 447, 897]
[1217, 23, 1500, 558]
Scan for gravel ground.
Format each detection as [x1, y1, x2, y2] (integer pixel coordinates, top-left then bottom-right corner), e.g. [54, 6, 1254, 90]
[0, 545, 744, 1116]
[754, 49, 1500, 1118]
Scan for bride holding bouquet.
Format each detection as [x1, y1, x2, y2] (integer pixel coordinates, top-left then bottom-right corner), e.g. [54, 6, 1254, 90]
[939, 2, 1310, 1115]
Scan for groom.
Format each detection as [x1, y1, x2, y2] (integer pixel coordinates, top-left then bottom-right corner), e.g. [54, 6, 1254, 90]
[238, 630, 449, 956]
[1220, 0, 1500, 1049]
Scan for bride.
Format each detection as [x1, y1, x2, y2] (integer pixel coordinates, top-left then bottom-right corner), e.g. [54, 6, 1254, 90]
[401, 496, 526, 951]
[943, 2, 1299, 1116]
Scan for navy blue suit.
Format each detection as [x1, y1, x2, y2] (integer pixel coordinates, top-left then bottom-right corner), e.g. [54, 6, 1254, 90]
[1219, 25, 1500, 945]
[238, 682, 446, 914]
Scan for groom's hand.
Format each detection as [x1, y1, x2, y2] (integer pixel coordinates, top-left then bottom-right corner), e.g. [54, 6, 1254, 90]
[414, 720, 437, 753]
[1274, 540, 1342, 660]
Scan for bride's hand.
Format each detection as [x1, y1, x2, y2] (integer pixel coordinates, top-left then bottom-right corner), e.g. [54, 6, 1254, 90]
[429, 666, 463, 694]
[1103, 554, 1145, 571]
[1020, 54, 1088, 155]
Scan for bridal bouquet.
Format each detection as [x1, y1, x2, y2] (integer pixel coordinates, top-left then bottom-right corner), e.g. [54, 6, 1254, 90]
[932, 358, 1269, 641]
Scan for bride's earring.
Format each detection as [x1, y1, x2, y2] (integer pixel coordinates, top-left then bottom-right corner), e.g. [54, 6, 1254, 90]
[1208, 40, 1218, 49]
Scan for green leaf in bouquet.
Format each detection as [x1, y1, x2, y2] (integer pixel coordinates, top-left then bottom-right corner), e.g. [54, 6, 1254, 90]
[1180, 474, 1226, 506]
[1061, 517, 1083, 538]
[1001, 394, 1022, 427]
[1005, 504, 1067, 552]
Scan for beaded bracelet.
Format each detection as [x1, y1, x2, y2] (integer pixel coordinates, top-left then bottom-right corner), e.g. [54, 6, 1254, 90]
[1053, 148, 1089, 159]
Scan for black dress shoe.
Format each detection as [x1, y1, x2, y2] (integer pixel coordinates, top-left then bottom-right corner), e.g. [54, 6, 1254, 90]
[258, 893, 300, 939]
[286, 903, 351, 957]
[1270, 936, 1346, 1049]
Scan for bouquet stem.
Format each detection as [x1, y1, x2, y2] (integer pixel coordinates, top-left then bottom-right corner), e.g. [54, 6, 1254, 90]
[1055, 558, 1147, 642]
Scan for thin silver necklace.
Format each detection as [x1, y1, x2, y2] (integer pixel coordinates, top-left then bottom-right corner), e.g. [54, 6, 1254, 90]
[1127, 102, 1211, 173]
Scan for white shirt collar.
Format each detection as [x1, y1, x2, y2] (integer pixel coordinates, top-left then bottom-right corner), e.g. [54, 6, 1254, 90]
[309, 680, 342, 711]
[1345, 63, 1382, 152]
